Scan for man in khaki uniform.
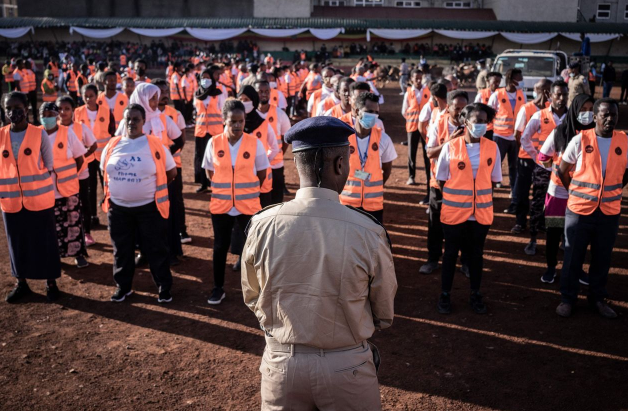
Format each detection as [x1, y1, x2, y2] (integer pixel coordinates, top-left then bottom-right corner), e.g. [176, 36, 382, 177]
[242, 117, 397, 411]
[568, 61, 591, 106]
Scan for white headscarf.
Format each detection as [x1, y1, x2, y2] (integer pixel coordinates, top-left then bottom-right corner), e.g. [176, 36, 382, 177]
[125, 83, 165, 138]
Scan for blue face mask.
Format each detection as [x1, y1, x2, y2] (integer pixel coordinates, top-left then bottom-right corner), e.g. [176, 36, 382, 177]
[358, 112, 378, 129]
[532, 91, 538, 99]
[40, 116, 58, 130]
[467, 122, 487, 139]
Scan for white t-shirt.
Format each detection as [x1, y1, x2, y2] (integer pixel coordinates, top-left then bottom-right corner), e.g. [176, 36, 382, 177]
[115, 115, 181, 142]
[427, 118, 458, 148]
[105, 95, 118, 112]
[316, 94, 340, 117]
[514, 104, 541, 133]
[436, 140, 502, 221]
[47, 127, 87, 199]
[539, 130, 568, 199]
[74, 123, 97, 180]
[562, 132, 628, 176]
[257, 109, 290, 169]
[419, 101, 433, 123]
[101, 135, 176, 208]
[197, 94, 228, 111]
[401, 85, 425, 116]
[488, 90, 528, 140]
[86, 108, 98, 129]
[520, 108, 566, 168]
[355, 130, 398, 167]
[202, 137, 271, 216]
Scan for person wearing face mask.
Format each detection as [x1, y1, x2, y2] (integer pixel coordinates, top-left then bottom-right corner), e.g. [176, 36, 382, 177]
[505, 79, 552, 218]
[101, 104, 177, 304]
[339, 92, 397, 223]
[98, 71, 129, 128]
[39, 102, 89, 269]
[402, 69, 431, 190]
[194, 66, 227, 194]
[518, 80, 569, 256]
[306, 66, 333, 117]
[537, 94, 595, 284]
[339, 82, 386, 132]
[435, 103, 502, 314]
[473, 72, 502, 141]
[202, 99, 269, 305]
[1, 92, 61, 303]
[488, 68, 526, 199]
[567, 62, 590, 107]
[556, 98, 628, 319]
[422, 90, 470, 276]
[41, 69, 58, 103]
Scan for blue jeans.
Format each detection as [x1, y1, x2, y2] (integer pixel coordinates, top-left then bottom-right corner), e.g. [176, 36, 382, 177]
[602, 81, 613, 98]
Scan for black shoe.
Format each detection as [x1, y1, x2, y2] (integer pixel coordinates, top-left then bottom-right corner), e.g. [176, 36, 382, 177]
[437, 292, 451, 314]
[207, 287, 226, 305]
[180, 232, 192, 244]
[541, 267, 556, 284]
[419, 195, 429, 205]
[283, 186, 291, 195]
[460, 264, 470, 278]
[470, 291, 487, 314]
[510, 224, 524, 234]
[6, 282, 32, 303]
[196, 185, 208, 194]
[170, 256, 181, 267]
[135, 253, 147, 266]
[232, 258, 241, 271]
[503, 205, 516, 214]
[75, 256, 89, 268]
[46, 283, 60, 302]
[158, 289, 172, 304]
[400, 140, 408, 146]
[579, 271, 590, 286]
[91, 216, 101, 227]
[524, 240, 537, 256]
[111, 288, 133, 302]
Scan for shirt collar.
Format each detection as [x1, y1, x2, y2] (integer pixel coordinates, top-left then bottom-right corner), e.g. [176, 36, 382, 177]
[295, 187, 340, 202]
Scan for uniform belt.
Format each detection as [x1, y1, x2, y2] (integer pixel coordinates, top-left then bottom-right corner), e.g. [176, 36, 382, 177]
[265, 336, 365, 355]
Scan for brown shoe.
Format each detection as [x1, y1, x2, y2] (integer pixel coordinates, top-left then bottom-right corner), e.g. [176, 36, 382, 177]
[595, 301, 617, 319]
[556, 302, 573, 318]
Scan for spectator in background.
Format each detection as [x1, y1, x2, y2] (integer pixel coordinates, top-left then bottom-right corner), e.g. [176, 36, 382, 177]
[602, 61, 615, 98]
[580, 33, 591, 57]
[620, 68, 628, 105]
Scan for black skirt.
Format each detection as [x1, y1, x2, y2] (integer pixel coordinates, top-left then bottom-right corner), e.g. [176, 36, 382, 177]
[2, 207, 61, 280]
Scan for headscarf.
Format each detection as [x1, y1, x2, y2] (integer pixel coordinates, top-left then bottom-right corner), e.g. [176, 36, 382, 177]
[195, 66, 223, 101]
[125, 83, 165, 138]
[238, 85, 265, 133]
[554, 93, 595, 153]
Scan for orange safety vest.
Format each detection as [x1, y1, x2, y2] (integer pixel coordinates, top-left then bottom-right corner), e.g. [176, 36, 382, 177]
[76, 73, 88, 93]
[309, 88, 323, 117]
[319, 95, 338, 117]
[170, 73, 182, 100]
[270, 88, 281, 107]
[181, 73, 197, 101]
[75, 104, 112, 158]
[277, 76, 288, 99]
[97, 92, 129, 126]
[41, 78, 57, 102]
[13, 68, 28, 91]
[405, 86, 431, 133]
[120, 55, 127, 67]
[195, 97, 223, 137]
[305, 73, 322, 100]
[441, 137, 497, 226]
[339, 127, 384, 212]
[49, 62, 59, 78]
[3, 65, 15, 84]
[567, 129, 627, 216]
[163, 106, 183, 168]
[220, 72, 233, 90]
[478, 88, 494, 131]
[71, 122, 94, 169]
[209, 133, 262, 215]
[286, 73, 299, 97]
[330, 104, 347, 120]
[101, 135, 170, 218]
[493, 88, 524, 137]
[156, 113, 181, 168]
[51, 125, 80, 197]
[66, 71, 78, 92]
[264, 105, 283, 167]
[252, 122, 273, 194]
[527, 107, 557, 165]
[430, 112, 454, 189]
[24, 69, 36, 92]
[0, 124, 55, 213]
[518, 101, 549, 159]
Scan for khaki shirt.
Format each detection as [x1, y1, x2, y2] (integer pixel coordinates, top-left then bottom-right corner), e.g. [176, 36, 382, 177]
[568, 74, 591, 106]
[476, 69, 488, 91]
[242, 187, 397, 349]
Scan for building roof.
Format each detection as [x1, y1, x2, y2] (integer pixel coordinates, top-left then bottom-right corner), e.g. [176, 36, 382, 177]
[1, 17, 627, 34]
[312, 6, 497, 20]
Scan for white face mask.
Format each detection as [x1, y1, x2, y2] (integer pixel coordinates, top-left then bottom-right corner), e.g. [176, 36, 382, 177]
[242, 101, 254, 114]
[269, 81, 277, 89]
[577, 111, 594, 126]
[200, 78, 212, 89]
[515, 80, 524, 90]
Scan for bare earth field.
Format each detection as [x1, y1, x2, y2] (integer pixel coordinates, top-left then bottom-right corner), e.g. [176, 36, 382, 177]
[0, 80, 627, 411]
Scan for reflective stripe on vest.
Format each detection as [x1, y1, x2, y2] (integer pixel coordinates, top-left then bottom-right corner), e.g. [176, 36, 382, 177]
[253, 122, 273, 194]
[98, 92, 128, 126]
[52, 125, 80, 197]
[195, 97, 223, 137]
[493, 88, 524, 137]
[517, 102, 544, 159]
[266, 105, 284, 167]
[75, 104, 111, 157]
[430, 112, 453, 189]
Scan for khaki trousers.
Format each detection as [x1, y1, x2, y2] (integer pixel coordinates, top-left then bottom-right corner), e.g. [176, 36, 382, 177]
[260, 337, 381, 411]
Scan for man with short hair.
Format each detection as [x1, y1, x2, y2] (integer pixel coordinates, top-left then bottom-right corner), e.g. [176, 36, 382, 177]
[402, 69, 431, 193]
[567, 61, 590, 106]
[98, 71, 129, 128]
[324, 76, 354, 119]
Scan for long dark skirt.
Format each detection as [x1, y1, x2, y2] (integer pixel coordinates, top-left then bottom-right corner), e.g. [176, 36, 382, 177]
[2, 207, 61, 280]
[54, 195, 88, 258]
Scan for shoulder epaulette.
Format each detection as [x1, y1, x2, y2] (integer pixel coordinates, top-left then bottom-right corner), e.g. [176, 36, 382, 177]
[244, 202, 286, 237]
[344, 205, 392, 251]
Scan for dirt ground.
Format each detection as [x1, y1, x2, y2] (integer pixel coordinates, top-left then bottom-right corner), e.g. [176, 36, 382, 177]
[0, 80, 627, 411]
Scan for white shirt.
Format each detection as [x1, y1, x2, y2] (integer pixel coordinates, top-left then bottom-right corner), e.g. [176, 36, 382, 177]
[562, 132, 628, 176]
[47, 127, 87, 199]
[316, 94, 340, 117]
[514, 104, 541, 133]
[419, 102, 434, 123]
[401, 85, 425, 116]
[105, 95, 118, 113]
[427, 118, 458, 149]
[307, 85, 333, 114]
[539, 130, 568, 199]
[273, 89, 288, 110]
[520, 108, 566, 167]
[488, 90, 528, 140]
[101, 135, 176, 208]
[74, 123, 97, 180]
[115, 115, 181, 142]
[198, 94, 227, 111]
[436, 141, 502, 221]
[202, 137, 271, 216]
[86, 108, 98, 129]
[355, 130, 398, 167]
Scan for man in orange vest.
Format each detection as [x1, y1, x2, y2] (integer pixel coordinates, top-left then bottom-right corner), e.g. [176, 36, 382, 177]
[473, 71, 502, 141]
[488, 68, 526, 197]
[170, 62, 185, 117]
[65, 63, 80, 104]
[556, 98, 628, 319]
[306, 66, 334, 117]
[323, 77, 354, 118]
[339, 92, 397, 223]
[315, 74, 341, 117]
[299, 63, 322, 103]
[518, 80, 568, 256]
[23, 60, 39, 125]
[98, 71, 129, 128]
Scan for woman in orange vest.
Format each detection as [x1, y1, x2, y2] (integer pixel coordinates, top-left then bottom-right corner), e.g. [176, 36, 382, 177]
[1, 92, 61, 303]
[100, 104, 177, 303]
[201, 99, 269, 305]
[555, 98, 628, 319]
[39, 102, 89, 269]
[435, 103, 502, 315]
[537, 94, 594, 285]
[41, 69, 58, 102]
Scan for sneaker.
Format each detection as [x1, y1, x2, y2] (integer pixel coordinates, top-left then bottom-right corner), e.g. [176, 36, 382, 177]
[541, 267, 556, 284]
[419, 195, 429, 205]
[135, 253, 147, 266]
[85, 233, 96, 246]
[400, 141, 408, 146]
[593, 301, 617, 319]
[510, 224, 524, 234]
[556, 302, 573, 317]
[437, 292, 451, 314]
[5, 282, 32, 303]
[170, 256, 181, 267]
[158, 289, 172, 304]
[207, 287, 226, 305]
[579, 271, 589, 286]
[524, 240, 537, 256]
[180, 232, 192, 244]
[46, 283, 60, 302]
[406, 177, 416, 186]
[75, 256, 89, 268]
[503, 204, 516, 214]
[469, 291, 487, 314]
[232, 258, 241, 272]
[460, 264, 470, 278]
[419, 261, 439, 274]
[91, 216, 101, 227]
[196, 185, 208, 194]
[399, 92, 405, 95]
[110, 288, 133, 302]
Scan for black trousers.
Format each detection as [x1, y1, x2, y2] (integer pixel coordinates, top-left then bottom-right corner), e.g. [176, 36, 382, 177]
[172, 167, 186, 235]
[87, 160, 104, 220]
[260, 192, 273, 208]
[560, 208, 619, 304]
[546, 227, 562, 269]
[357, 207, 383, 224]
[407, 131, 430, 183]
[195, 134, 210, 186]
[173, 100, 185, 119]
[441, 221, 490, 293]
[529, 166, 550, 237]
[69, 91, 78, 106]
[514, 158, 535, 227]
[211, 213, 252, 289]
[271, 167, 285, 205]
[184, 100, 194, 123]
[495, 137, 518, 194]
[108, 201, 172, 292]
[427, 187, 470, 265]
[79, 178, 91, 234]
[27, 91, 39, 125]
[167, 171, 184, 258]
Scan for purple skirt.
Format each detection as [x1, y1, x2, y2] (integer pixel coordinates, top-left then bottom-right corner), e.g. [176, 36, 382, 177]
[544, 194, 568, 228]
